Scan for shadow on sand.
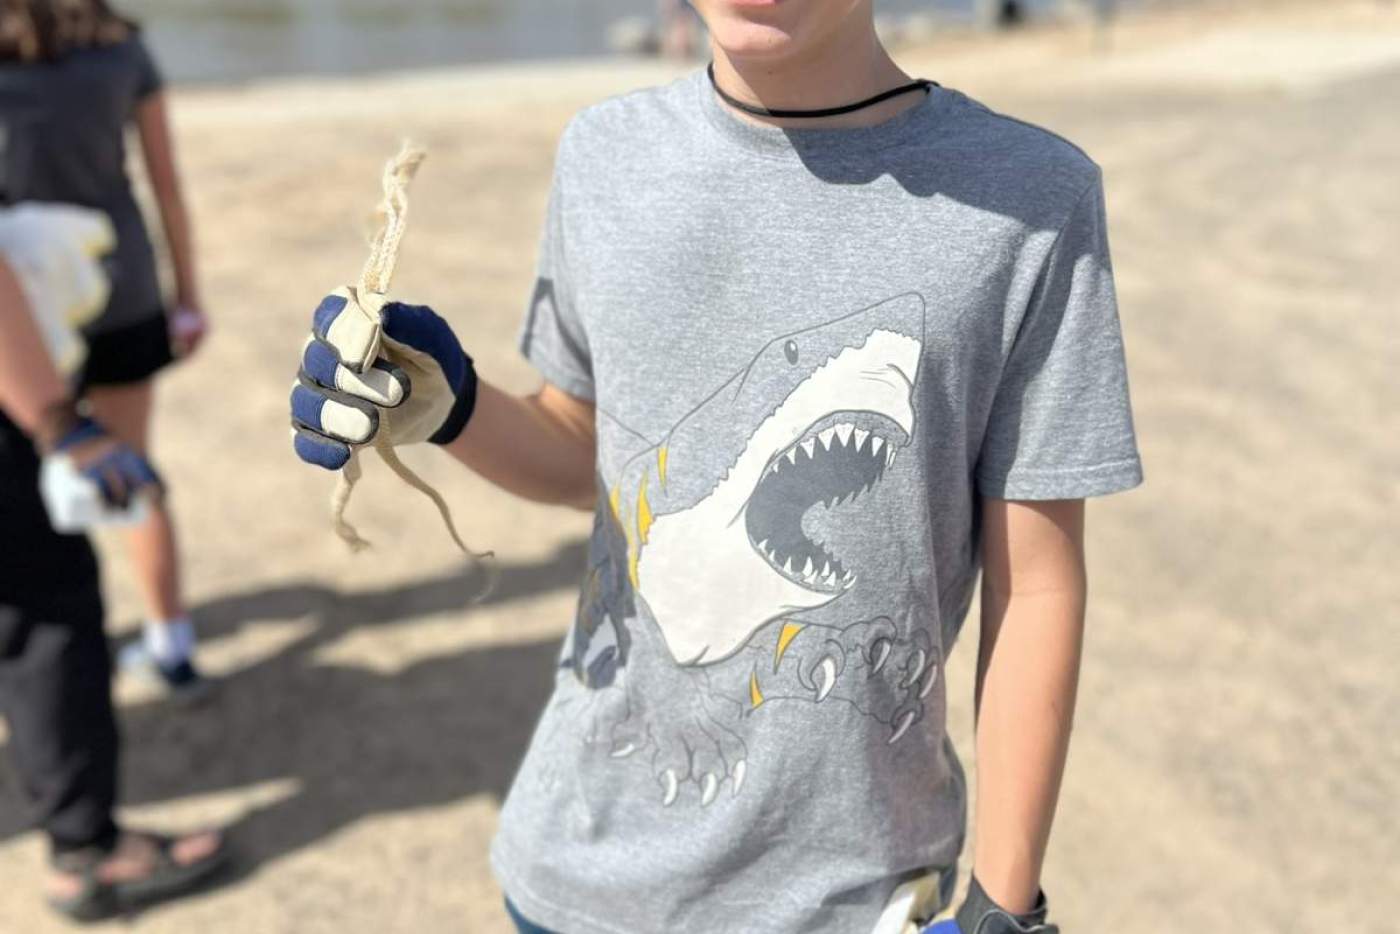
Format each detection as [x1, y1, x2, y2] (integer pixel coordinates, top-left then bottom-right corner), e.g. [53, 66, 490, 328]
[0, 537, 587, 892]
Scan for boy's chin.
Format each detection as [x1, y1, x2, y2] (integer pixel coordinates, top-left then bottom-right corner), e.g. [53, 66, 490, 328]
[708, 21, 804, 62]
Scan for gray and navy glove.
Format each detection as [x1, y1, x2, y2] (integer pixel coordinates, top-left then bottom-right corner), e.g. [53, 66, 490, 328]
[40, 411, 163, 511]
[291, 288, 477, 470]
[924, 878, 1058, 934]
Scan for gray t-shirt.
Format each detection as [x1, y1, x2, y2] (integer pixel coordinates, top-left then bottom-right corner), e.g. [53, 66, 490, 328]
[493, 69, 1142, 934]
[0, 37, 165, 332]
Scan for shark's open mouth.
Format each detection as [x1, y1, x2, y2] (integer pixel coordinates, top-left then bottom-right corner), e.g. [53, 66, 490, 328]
[742, 412, 904, 595]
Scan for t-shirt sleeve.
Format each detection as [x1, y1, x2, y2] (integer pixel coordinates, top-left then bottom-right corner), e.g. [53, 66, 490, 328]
[131, 36, 164, 101]
[516, 145, 595, 401]
[976, 172, 1143, 500]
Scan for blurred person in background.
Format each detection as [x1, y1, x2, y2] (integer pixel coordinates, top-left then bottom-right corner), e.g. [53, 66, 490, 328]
[0, 0, 212, 699]
[290, 0, 1140, 931]
[0, 205, 227, 922]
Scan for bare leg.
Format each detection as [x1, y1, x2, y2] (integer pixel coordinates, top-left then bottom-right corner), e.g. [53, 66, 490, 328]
[83, 381, 185, 626]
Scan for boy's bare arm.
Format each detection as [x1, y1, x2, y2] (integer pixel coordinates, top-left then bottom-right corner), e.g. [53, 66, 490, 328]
[289, 293, 597, 510]
[444, 379, 597, 511]
[973, 497, 1087, 915]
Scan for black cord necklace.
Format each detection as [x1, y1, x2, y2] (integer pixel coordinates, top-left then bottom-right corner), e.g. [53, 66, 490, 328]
[707, 62, 936, 119]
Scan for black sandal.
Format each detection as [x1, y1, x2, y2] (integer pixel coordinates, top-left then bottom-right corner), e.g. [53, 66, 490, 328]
[48, 830, 229, 922]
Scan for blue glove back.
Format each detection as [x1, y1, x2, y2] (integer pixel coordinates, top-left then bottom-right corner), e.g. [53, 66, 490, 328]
[53, 417, 162, 508]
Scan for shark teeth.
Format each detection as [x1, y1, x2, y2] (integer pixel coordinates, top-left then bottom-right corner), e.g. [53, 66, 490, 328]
[800, 438, 816, 459]
[835, 423, 854, 447]
[818, 426, 836, 450]
[853, 428, 870, 452]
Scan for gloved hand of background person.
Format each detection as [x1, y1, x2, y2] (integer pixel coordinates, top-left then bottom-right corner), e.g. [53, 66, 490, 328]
[290, 288, 478, 470]
[37, 408, 163, 529]
[922, 877, 1059, 934]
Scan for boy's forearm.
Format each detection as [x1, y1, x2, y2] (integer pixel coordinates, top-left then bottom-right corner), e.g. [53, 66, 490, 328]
[972, 585, 1084, 914]
[443, 379, 597, 510]
[973, 498, 1087, 916]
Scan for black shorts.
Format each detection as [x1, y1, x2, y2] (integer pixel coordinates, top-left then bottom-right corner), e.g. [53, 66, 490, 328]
[78, 314, 175, 391]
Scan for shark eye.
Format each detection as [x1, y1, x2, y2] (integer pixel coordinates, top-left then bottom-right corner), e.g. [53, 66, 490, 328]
[783, 340, 798, 365]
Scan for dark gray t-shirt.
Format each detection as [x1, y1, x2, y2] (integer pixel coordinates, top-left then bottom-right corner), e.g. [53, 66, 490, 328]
[494, 70, 1142, 934]
[0, 37, 164, 332]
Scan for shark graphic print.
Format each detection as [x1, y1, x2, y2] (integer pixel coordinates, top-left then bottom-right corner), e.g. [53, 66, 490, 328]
[559, 292, 939, 806]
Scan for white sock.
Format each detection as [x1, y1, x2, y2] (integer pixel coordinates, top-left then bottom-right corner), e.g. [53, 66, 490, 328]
[144, 617, 196, 667]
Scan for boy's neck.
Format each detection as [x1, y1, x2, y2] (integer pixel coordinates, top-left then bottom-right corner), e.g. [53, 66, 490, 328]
[709, 25, 918, 131]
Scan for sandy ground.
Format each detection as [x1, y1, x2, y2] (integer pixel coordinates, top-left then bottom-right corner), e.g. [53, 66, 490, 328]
[2, 1, 1397, 931]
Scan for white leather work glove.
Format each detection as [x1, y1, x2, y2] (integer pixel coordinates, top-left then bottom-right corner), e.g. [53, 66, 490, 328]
[289, 286, 478, 470]
[0, 203, 115, 375]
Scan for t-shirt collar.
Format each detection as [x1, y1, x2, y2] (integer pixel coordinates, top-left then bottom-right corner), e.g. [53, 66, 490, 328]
[693, 67, 948, 162]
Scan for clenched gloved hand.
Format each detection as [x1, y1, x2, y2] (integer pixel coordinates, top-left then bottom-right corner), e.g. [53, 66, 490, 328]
[290, 288, 477, 470]
[924, 877, 1059, 934]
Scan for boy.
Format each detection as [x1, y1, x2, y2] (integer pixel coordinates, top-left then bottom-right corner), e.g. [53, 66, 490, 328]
[291, 1, 1141, 930]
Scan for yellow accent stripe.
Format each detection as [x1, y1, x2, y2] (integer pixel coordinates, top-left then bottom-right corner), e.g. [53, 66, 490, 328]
[657, 445, 669, 488]
[774, 621, 805, 672]
[749, 669, 765, 709]
[636, 471, 654, 545]
[608, 485, 621, 522]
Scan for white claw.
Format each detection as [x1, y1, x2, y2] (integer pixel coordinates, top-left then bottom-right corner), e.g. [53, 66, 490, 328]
[870, 435, 885, 458]
[800, 438, 816, 459]
[661, 769, 679, 806]
[904, 649, 927, 687]
[853, 428, 870, 451]
[815, 656, 837, 702]
[700, 773, 719, 807]
[835, 423, 854, 447]
[886, 447, 896, 468]
[731, 760, 747, 796]
[841, 571, 856, 588]
[818, 427, 836, 449]
[869, 639, 892, 674]
[610, 742, 637, 758]
[889, 710, 917, 744]
[919, 665, 939, 699]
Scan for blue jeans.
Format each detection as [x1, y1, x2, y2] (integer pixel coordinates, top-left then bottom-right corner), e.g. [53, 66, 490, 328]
[506, 898, 560, 934]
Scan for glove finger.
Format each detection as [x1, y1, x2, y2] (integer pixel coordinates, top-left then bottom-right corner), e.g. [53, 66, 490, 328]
[114, 447, 164, 497]
[311, 289, 381, 374]
[291, 425, 353, 471]
[301, 338, 410, 407]
[290, 380, 379, 444]
[99, 463, 131, 510]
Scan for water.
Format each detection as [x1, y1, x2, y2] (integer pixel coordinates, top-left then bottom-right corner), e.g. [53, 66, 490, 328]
[124, 0, 1064, 85]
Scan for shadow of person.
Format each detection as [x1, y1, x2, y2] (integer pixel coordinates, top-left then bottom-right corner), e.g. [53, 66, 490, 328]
[0, 538, 587, 898]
